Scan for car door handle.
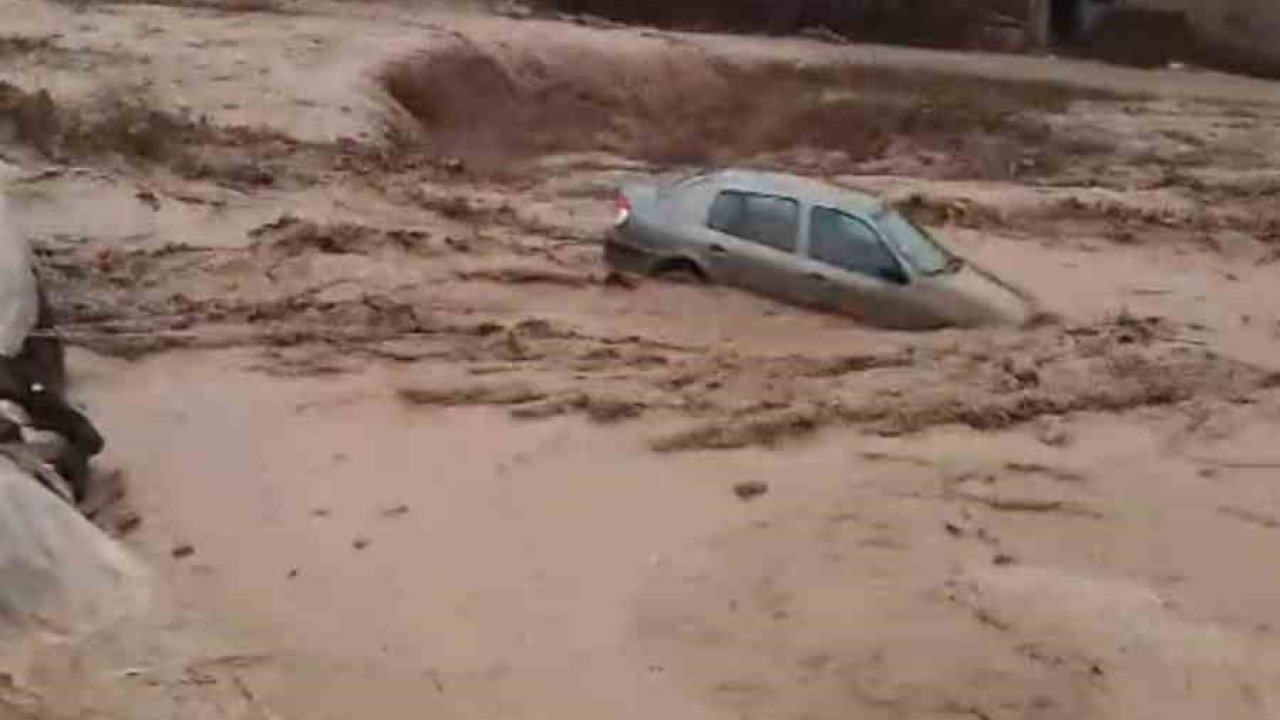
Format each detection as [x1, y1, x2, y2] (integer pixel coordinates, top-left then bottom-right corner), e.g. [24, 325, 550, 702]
[708, 243, 728, 255]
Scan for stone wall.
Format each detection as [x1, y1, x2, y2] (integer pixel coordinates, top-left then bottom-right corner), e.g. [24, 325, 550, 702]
[533, 0, 1030, 49]
[1188, 0, 1280, 68]
[1114, 0, 1280, 71]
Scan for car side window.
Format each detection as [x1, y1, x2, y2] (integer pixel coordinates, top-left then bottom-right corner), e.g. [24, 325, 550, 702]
[809, 207, 904, 281]
[707, 191, 799, 254]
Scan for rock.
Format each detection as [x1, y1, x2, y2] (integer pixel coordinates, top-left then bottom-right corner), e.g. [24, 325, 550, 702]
[733, 481, 769, 501]
[0, 458, 147, 640]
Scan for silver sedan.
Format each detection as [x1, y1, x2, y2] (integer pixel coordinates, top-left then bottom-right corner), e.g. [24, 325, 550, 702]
[605, 169, 1035, 330]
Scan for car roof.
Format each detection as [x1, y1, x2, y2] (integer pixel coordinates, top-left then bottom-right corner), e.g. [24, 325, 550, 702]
[680, 169, 885, 215]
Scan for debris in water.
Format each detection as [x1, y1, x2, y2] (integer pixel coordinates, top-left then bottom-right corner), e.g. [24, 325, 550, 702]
[135, 189, 161, 211]
[1001, 356, 1040, 388]
[603, 271, 638, 289]
[1035, 417, 1073, 447]
[733, 481, 769, 501]
[114, 511, 142, 537]
[171, 543, 195, 560]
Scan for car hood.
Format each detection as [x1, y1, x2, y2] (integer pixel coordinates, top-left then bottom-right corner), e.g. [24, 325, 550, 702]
[912, 262, 1036, 328]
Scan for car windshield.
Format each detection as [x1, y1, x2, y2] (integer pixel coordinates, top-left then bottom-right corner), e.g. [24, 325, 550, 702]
[876, 210, 954, 276]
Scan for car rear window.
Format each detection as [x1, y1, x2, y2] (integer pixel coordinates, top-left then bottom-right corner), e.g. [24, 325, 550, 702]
[707, 191, 799, 254]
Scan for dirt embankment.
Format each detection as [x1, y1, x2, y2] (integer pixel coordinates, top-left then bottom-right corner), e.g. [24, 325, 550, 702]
[377, 40, 1116, 175]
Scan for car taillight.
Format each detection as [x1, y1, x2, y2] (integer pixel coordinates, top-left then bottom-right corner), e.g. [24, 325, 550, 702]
[613, 193, 631, 226]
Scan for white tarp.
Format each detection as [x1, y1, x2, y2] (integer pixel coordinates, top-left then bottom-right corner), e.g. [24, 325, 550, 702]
[0, 171, 140, 656]
[0, 456, 147, 653]
[0, 186, 38, 358]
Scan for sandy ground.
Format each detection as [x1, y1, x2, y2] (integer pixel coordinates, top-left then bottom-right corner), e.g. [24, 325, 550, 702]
[4, 2, 1280, 719]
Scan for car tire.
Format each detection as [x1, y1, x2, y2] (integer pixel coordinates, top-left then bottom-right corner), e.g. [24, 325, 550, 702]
[651, 259, 707, 286]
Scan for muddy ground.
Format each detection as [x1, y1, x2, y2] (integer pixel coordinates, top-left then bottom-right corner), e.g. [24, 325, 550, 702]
[3, 1, 1280, 719]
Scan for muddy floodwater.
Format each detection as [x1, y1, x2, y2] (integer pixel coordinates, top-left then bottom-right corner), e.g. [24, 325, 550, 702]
[3, 1, 1280, 718]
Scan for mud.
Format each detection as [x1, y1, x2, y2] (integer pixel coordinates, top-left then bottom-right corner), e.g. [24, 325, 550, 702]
[3, 1, 1280, 719]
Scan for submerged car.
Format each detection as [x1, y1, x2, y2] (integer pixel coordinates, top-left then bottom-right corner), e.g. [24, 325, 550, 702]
[605, 169, 1035, 330]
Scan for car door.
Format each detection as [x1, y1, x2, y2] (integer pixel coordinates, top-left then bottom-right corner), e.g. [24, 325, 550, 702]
[796, 206, 916, 324]
[697, 190, 807, 303]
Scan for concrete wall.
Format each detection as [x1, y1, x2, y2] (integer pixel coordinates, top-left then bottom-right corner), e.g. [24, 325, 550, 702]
[1027, 0, 1093, 46]
[1120, 0, 1280, 67]
[1027, 0, 1050, 46]
[1028, 0, 1136, 47]
[1120, 0, 1187, 10]
[1189, 0, 1280, 65]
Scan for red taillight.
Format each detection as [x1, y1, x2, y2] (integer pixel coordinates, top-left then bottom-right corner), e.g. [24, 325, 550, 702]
[613, 193, 631, 226]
